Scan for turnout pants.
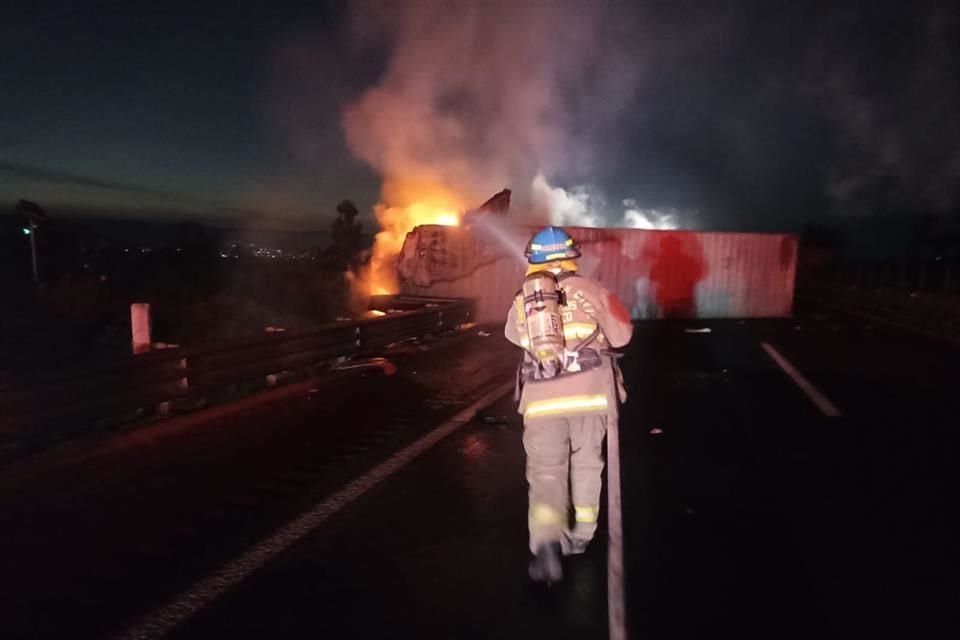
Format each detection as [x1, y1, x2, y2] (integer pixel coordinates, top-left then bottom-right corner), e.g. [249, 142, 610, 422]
[522, 413, 608, 554]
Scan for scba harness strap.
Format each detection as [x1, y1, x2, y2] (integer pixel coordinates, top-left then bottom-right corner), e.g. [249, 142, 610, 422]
[523, 286, 565, 309]
[520, 346, 603, 382]
[514, 345, 625, 403]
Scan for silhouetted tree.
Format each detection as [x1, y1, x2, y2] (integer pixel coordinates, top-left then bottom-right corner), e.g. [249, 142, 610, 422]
[325, 199, 365, 271]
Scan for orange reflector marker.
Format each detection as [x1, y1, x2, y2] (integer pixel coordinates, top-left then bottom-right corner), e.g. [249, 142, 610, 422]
[380, 360, 398, 376]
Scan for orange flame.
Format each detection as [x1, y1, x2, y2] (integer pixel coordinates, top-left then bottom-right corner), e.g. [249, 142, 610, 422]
[368, 179, 464, 295]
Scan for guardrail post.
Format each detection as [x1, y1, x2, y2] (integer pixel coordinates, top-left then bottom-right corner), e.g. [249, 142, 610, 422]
[265, 370, 291, 387]
[131, 303, 152, 354]
[179, 357, 189, 390]
[157, 357, 190, 416]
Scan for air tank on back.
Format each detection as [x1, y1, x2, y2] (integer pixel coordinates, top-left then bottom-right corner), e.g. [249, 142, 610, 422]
[522, 270, 566, 377]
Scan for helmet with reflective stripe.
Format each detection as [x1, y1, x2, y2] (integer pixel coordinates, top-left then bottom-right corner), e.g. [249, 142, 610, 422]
[524, 226, 581, 264]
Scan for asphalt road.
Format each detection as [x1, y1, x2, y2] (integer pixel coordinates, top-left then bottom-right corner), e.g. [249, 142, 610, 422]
[1, 311, 957, 639]
[621, 312, 958, 639]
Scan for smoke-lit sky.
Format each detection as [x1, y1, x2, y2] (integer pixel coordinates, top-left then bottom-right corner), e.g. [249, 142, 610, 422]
[2, 0, 958, 231]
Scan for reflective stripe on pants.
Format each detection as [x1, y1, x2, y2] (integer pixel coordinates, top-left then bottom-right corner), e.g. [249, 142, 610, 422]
[524, 394, 608, 420]
[575, 505, 600, 523]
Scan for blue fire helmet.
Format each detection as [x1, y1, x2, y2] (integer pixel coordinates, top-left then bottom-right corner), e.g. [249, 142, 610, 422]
[524, 226, 582, 264]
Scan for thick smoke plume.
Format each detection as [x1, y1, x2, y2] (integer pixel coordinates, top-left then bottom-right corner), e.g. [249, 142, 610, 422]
[339, 0, 645, 293]
[343, 0, 637, 212]
[342, 0, 639, 208]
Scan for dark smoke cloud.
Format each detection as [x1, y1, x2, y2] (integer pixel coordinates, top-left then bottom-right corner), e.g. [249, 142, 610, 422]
[269, 0, 960, 231]
[599, 1, 960, 229]
[811, 5, 960, 216]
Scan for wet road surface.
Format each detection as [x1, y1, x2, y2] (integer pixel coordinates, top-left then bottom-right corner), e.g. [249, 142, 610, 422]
[163, 390, 607, 640]
[1, 312, 957, 639]
[621, 312, 958, 639]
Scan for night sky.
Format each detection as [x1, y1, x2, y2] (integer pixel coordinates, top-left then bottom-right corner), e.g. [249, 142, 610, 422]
[2, 0, 958, 232]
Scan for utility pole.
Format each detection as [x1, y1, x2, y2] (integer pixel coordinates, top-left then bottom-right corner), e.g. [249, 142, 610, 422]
[28, 220, 39, 283]
[15, 199, 48, 285]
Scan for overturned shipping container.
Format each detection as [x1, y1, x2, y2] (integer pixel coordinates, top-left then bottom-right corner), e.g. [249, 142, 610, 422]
[397, 223, 797, 325]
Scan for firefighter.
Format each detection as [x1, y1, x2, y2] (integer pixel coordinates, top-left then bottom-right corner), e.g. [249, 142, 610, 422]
[505, 226, 634, 583]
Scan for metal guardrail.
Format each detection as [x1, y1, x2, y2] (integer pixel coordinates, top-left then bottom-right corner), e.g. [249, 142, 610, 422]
[0, 296, 473, 438]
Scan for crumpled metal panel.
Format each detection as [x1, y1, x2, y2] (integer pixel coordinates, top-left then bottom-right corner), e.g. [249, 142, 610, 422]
[398, 224, 797, 324]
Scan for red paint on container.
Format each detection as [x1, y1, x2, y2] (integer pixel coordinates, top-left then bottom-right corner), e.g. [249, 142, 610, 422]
[397, 224, 797, 324]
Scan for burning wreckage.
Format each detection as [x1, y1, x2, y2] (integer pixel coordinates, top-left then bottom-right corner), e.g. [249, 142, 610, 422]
[396, 188, 514, 288]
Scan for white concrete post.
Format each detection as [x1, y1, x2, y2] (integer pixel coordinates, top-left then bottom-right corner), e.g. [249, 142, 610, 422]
[131, 303, 152, 354]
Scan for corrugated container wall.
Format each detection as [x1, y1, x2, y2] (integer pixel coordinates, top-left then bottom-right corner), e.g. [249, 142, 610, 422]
[396, 223, 797, 325]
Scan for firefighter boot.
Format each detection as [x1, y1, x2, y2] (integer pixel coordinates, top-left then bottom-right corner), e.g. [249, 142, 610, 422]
[561, 531, 591, 556]
[528, 542, 563, 584]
